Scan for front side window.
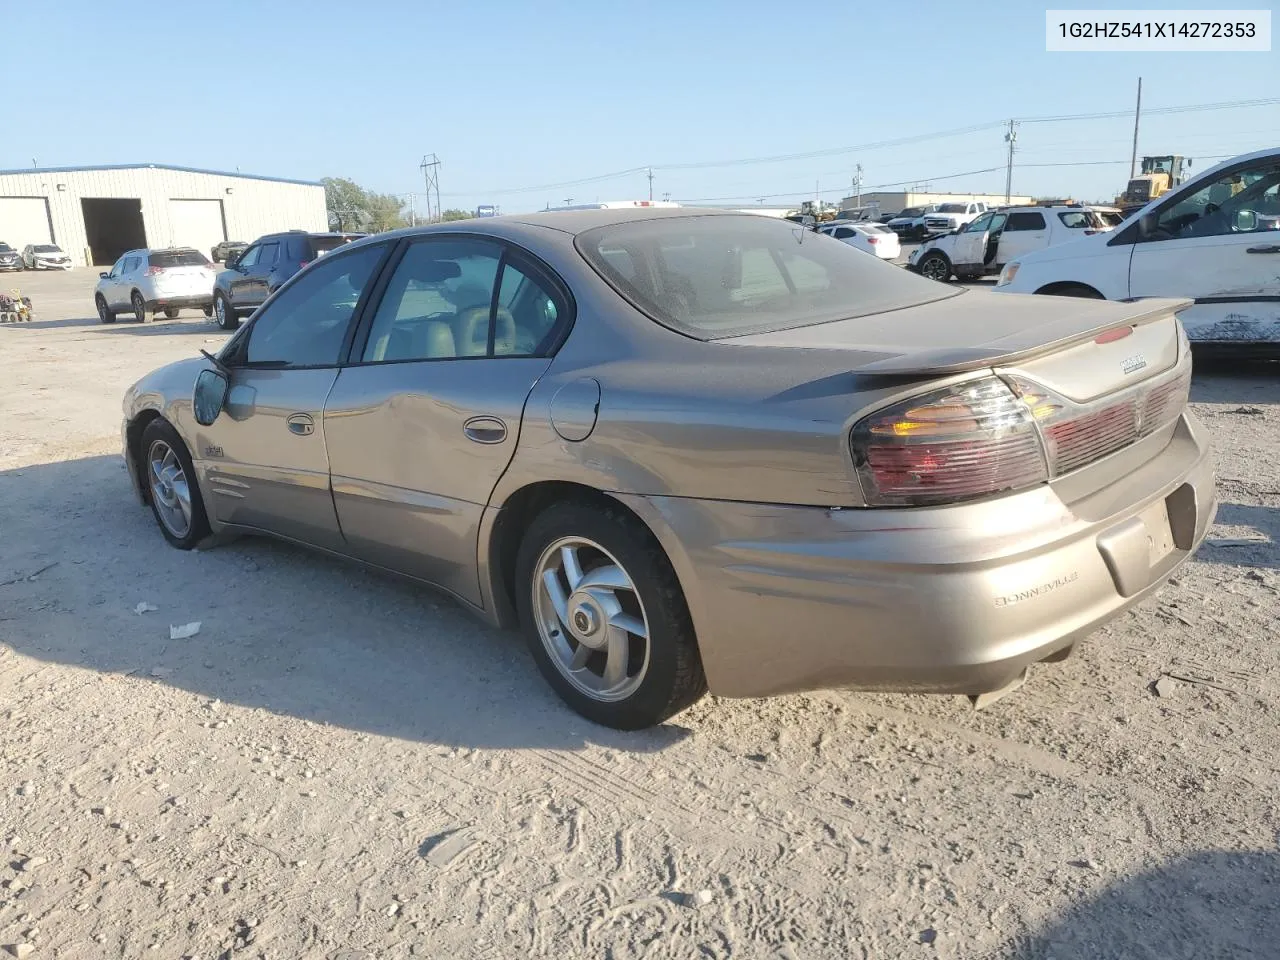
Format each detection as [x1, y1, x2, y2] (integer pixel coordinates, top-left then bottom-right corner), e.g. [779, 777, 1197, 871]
[964, 213, 994, 234]
[1006, 212, 1047, 231]
[578, 214, 959, 340]
[242, 243, 386, 367]
[236, 245, 261, 269]
[1149, 162, 1280, 240]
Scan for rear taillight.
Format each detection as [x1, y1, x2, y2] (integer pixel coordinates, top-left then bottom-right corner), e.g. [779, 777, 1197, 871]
[867, 236, 879, 244]
[850, 377, 1048, 507]
[299, 260, 310, 269]
[146, 266, 163, 276]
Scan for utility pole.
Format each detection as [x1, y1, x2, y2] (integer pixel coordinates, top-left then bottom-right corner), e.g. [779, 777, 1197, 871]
[662, 192, 671, 202]
[419, 154, 442, 222]
[1003, 120, 1018, 203]
[1129, 77, 1143, 180]
[647, 167, 654, 201]
[852, 162, 863, 207]
[564, 198, 573, 207]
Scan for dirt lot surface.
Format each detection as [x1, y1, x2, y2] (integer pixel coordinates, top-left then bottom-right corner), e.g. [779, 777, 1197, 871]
[2, 270, 1278, 959]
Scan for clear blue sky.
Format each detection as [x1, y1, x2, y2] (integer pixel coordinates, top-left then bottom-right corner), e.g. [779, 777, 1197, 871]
[7, 0, 1277, 211]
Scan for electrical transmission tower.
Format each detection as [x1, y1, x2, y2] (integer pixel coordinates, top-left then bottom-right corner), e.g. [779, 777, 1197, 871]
[420, 154, 442, 222]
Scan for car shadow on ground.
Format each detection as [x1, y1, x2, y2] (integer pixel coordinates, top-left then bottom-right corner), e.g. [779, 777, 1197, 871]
[1199, 501, 1280, 571]
[996, 850, 1280, 960]
[0, 454, 693, 755]
[1190, 359, 1280, 406]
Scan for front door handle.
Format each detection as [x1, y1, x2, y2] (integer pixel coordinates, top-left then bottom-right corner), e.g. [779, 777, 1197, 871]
[286, 413, 315, 436]
[463, 416, 507, 444]
[1245, 244, 1280, 254]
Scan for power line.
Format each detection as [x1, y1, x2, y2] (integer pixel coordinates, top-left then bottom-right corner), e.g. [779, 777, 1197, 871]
[439, 96, 1280, 199]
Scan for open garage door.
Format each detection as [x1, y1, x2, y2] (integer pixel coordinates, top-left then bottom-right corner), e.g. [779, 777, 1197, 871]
[167, 199, 226, 257]
[82, 198, 145, 266]
[0, 197, 54, 250]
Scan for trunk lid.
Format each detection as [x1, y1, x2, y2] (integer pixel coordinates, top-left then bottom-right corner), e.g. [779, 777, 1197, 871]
[727, 289, 1189, 400]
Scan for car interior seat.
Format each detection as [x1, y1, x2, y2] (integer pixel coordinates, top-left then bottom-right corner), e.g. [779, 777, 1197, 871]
[453, 305, 517, 356]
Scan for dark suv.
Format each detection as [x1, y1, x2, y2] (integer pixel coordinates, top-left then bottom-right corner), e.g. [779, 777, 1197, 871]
[212, 230, 364, 329]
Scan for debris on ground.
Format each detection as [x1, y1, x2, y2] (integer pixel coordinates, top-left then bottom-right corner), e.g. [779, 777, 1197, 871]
[169, 622, 201, 640]
[135, 602, 158, 615]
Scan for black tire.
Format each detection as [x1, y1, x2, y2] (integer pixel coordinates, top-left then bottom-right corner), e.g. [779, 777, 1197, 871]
[131, 291, 149, 323]
[139, 419, 211, 550]
[515, 499, 707, 730]
[95, 294, 116, 324]
[918, 251, 952, 282]
[163, 307, 179, 319]
[214, 291, 239, 330]
[1038, 282, 1105, 299]
[202, 304, 214, 318]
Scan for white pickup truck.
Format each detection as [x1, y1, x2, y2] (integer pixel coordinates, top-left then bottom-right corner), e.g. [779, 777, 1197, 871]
[907, 204, 1111, 282]
[920, 201, 989, 236]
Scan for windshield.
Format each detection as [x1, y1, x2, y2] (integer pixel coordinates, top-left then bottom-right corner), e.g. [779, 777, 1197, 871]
[0, 244, 13, 253]
[936, 203, 968, 213]
[576, 215, 960, 340]
[150, 250, 211, 267]
[896, 207, 924, 218]
[310, 236, 355, 256]
[33, 245, 60, 253]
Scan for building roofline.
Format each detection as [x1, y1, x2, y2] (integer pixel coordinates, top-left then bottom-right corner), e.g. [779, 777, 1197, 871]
[0, 163, 321, 187]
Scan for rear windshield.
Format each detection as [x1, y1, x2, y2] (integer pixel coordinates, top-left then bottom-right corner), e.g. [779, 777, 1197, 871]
[936, 203, 968, 213]
[33, 245, 60, 253]
[307, 236, 355, 257]
[576, 215, 960, 340]
[150, 250, 211, 267]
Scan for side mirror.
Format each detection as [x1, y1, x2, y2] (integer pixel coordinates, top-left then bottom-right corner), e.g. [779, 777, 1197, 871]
[225, 254, 240, 269]
[1234, 209, 1258, 232]
[99, 271, 109, 279]
[193, 368, 230, 426]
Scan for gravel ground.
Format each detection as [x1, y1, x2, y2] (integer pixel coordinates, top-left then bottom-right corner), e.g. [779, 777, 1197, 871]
[1, 270, 1278, 960]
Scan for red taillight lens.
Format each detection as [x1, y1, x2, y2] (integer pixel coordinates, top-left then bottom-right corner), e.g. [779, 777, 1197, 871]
[146, 266, 163, 276]
[300, 260, 310, 269]
[850, 377, 1048, 506]
[867, 236, 879, 244]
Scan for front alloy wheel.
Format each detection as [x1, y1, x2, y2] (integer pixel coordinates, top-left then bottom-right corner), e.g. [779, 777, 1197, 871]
[918, 252, 951, 282]
[140, 419, 211, 549]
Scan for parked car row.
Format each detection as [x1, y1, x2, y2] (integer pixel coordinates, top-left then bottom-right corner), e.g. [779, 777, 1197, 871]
[91, 230, 364, 325]
[0, 242, 74, 271]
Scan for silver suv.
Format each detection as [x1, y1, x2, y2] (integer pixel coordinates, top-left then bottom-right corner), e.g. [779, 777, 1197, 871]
[94, 248, 217, 324]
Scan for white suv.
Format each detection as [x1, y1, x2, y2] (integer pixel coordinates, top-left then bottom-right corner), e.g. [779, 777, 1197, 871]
[995, 147, 1280, 352]
[908, 205, 1110, 282]
[94, 248, 217, 324]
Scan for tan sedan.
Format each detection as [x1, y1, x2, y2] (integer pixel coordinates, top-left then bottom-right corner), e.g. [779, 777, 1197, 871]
[121, 209, 1216, 729]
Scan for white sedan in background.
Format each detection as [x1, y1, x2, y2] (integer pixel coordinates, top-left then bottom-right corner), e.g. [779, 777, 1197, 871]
[819, 221, 901, 260]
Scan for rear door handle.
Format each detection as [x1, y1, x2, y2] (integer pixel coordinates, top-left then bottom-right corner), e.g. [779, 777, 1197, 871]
[286, 413, 315, 436]
[462, 416, 507, 444]
[1246, 245, 1280, 254]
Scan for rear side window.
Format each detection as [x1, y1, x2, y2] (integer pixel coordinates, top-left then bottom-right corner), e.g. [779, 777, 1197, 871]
[1005, 212, 1047, 231]
[150, 250, 211, 267]
[309, 236, 354, 258]
[1058, 211, 1099, 229]
[257, 241, 281, 266]
[577, 215, 959, 340]
[123, 256, 141, 273]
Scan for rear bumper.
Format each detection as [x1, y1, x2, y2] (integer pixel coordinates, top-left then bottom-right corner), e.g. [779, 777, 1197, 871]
[619, 411, 1217, 699]
[145, 294, 213, 311]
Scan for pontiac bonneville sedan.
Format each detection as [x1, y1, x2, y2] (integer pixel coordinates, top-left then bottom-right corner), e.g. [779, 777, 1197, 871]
[121, 209, 1216, 729]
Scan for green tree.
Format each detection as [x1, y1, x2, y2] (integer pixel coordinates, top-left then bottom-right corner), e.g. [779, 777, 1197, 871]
[440, 208, 473, 222]
[322, 176, 409, 233]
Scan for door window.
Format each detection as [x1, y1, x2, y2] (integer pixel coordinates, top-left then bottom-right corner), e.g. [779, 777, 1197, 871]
[110, 255, 128, 277]
[1005, 211, 1047, 231]
[240, 243, 386, 367]
[123, 255, 141, 274]
[494, 259, 565, 356]
[360, 239, 503, 362]
[833, 227, 857, 239]
[1057, 211, 1099, 229]
[236, 245, 261, 269]
[963, 213, 994, 233]
[256, 241, 281, 267]
[1148, 161, 1280, 240]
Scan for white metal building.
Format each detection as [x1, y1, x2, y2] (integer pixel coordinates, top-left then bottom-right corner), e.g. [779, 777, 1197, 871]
[844, 191, 1036, 213]
[0, 164, 327, 266]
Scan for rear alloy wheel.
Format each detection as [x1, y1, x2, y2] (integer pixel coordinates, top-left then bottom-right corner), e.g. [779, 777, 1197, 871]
[141, 419, 211, 550]
[214, 292, 238, 331]
[516, 501, 707, 730]
[163, 307, 179, 319]
[95, 294, 116, 324]
[132, 292, 149, 323]
[918, 251, 952, 282]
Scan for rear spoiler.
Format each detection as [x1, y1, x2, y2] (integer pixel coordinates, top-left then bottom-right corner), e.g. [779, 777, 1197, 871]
[852, 297, 1191, 377]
